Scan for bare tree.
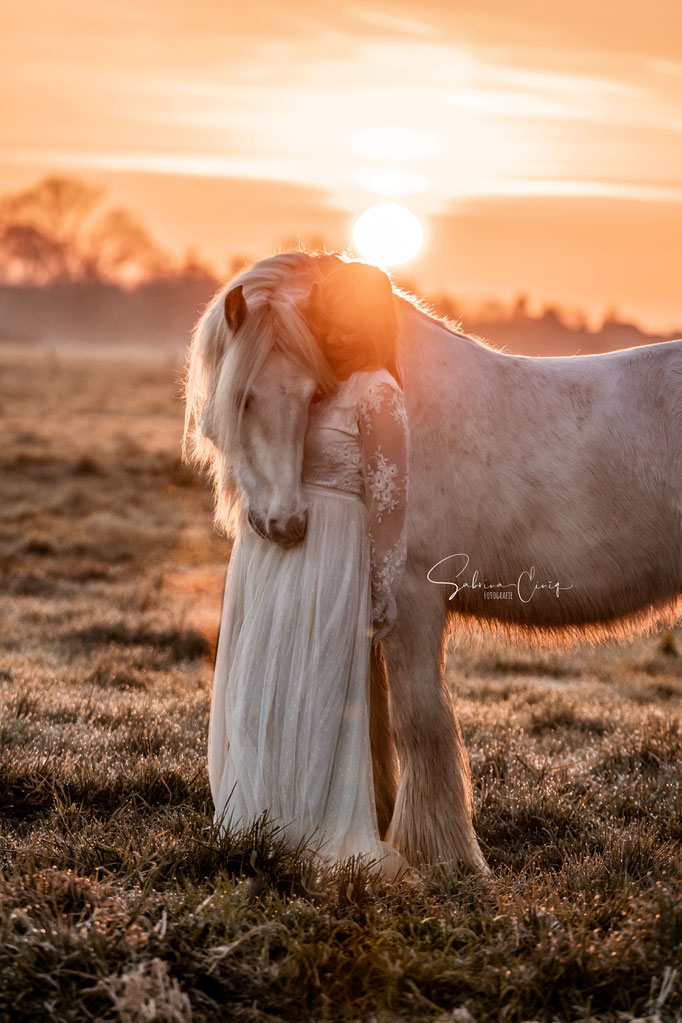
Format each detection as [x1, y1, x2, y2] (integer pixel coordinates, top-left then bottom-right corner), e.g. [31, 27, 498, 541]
[0, 175, 172, 285]
[0, 176, 102, 282]
[0, 223, 66, 283]
[86, 208, 169, 283]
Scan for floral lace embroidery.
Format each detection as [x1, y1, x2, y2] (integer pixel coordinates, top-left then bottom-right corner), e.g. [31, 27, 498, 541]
[368, 532, 408, 637]
[365, 444, 400, 522]
[301, 376, 366, 496]
[357, 376, 409, 640]
[357, 384, 408, 434]
[302, 370, 409, 640]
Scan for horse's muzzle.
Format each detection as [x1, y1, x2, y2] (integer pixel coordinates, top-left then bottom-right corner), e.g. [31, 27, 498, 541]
[247, 508, 307, 547]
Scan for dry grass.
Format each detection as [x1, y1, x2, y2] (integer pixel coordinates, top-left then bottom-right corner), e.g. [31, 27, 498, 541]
[1, 341, 681, 1023]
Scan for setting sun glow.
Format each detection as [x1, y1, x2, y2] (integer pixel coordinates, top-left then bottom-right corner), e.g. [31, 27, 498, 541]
[352, 203, 424, 268]
[1, 1, 681, 331]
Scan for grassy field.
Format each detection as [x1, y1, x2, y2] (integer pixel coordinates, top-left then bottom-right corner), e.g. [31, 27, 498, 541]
[1, 342, 680, 1023]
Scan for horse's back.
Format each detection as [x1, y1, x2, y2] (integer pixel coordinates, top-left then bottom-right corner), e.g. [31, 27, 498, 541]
[403, 315, 682, 634]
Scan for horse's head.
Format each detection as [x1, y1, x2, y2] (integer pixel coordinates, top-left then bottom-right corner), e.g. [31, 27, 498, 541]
[183, 250, 401, 546]
[212, 285, 319, 547]
[183, 253, 339, 546]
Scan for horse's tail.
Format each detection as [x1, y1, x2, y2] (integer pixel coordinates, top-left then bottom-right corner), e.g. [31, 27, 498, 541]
[369, 643, 399, 838]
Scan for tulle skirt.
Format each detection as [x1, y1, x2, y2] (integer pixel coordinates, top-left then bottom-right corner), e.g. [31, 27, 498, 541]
[208, 481, 407, 880]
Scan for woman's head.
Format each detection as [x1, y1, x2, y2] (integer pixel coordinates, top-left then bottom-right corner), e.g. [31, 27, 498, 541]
[302, 260, 402, 385]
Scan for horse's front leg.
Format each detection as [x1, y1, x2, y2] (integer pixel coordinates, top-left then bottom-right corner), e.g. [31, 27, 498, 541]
[381, 572, 489, 873]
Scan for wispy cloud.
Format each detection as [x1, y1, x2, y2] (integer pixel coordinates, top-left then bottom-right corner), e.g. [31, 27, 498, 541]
[2, 0, 681, 212]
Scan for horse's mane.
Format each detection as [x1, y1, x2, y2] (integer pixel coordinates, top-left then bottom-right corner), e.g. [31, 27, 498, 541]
[390, 282, 506, 355]
[182, 247, 498, 536]
[183, 250, 344, 536]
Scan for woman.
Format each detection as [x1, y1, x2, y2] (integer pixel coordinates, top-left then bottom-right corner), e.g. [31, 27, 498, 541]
[198, 260, 410, 880]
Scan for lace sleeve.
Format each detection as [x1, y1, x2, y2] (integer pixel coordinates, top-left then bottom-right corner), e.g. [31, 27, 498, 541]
[357, 379, 410, 642]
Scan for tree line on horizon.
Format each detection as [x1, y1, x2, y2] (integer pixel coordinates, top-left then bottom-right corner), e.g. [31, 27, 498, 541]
[0, 174, 676, 352]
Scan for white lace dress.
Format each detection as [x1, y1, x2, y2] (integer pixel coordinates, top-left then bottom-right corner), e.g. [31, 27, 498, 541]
[207, 368, 410, 879]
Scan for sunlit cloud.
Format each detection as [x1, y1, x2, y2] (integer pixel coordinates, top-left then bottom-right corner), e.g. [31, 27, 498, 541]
[3, 8, 681, 217]
[350, 126, 443, 162]
[351, 167, 429, 197]
[346, 5, 434, 39]
[2, 0, 681, 330]
[448, 178, 682, 203]
[9, 148, 681, 210]
[2, 149, 321, 184]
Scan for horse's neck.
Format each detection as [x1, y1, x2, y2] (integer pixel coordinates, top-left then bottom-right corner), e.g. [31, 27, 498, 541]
[398, 303, 496, 398]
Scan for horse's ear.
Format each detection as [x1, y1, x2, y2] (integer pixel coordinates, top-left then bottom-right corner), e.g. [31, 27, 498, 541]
[224, 285, 247, 334]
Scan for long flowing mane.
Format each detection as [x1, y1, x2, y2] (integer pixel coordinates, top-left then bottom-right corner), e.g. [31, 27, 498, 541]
[183, 251, 341, 536]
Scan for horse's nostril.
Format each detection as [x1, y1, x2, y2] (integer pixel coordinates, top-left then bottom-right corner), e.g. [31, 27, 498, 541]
[247, 510, 268, 540]
[292, 510, 307, 532]
[268, 512, 308, 545]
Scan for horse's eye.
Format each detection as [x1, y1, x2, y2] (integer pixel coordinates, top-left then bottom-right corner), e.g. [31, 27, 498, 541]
[310, 388, 324, 405]
[242, 393, 253, 411]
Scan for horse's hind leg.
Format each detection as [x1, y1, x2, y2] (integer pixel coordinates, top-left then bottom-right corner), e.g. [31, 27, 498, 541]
[369, 644, 399, 837]
[382, 577, 489, 873]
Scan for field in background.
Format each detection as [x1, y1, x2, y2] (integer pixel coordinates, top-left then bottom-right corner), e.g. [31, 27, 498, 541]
[1, 343, 680, 1023]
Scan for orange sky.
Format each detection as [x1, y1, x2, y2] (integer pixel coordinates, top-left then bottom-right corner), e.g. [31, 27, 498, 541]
[2, 0, 681, 332]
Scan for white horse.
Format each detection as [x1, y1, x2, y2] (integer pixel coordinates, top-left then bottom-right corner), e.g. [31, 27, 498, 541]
[184, 250, 682, 873]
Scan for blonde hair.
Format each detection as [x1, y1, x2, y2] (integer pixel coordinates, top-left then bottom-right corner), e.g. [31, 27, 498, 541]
[302, 260, 402, 386]
[182, 251, 338, 536]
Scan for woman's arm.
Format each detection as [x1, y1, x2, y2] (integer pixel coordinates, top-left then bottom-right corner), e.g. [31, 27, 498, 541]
[357, 379, 410, 642]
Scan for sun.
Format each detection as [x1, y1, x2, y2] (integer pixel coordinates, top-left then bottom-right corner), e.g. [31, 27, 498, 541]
[352, 203, 424, 268]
